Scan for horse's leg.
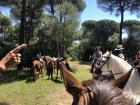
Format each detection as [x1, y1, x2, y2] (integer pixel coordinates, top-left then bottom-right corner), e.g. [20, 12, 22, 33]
[51, 68, 54, 80]
[40, 67, 43, 78]
[17, 63, 23, 77]
[56, 67, 59, 79]
[47, 68, 50, 80]
[33, 69, 36, 81]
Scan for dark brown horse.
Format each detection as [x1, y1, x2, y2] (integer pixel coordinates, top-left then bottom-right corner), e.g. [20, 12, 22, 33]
[46, 58, 54, 80]
[59, 62, 134, 105]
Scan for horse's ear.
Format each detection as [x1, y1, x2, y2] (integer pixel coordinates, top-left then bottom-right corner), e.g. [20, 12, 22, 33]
[59, 62, 83, 95]
[108, 51, 112, 56]
[112, 69, 132, 89]
[109, 51, 112, 54]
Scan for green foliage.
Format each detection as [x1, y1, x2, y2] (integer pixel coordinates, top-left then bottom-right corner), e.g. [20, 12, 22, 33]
[65, 0, 86, 12]
[94, 20, 119, 45]
[123, 20, 140, 58]
[0, 13, 11, 35]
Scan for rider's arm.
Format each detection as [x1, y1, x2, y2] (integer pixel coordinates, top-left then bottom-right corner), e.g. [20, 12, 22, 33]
[93, 52, 97, 60]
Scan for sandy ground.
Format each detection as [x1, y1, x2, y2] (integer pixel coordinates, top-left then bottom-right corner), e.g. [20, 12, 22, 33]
[53, 87, 72, 105]
[46, 86, 72, 105]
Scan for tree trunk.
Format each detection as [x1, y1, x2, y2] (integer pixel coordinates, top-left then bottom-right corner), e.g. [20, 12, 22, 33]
[19, 0, 26, 44]
[62, 16, 66, 57]
[1, 23, 4, 38]
[119, 8, 124, 45]
[50, 0, 54, 15]
[17, 0, 26, 76]
[57, 36, 60, 57]
[27, 11, 33, 45]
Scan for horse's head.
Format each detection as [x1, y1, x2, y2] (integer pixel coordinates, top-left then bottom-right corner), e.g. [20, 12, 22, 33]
[43, 56, 52, 62]
[101, 51, 132, 79]
[59, 62, 134, 105]
[96, 51, 112, 72]
[101, 51, 112, 62]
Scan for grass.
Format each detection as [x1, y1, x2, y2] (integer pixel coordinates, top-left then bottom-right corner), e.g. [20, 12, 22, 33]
[0, 61, 91, 105]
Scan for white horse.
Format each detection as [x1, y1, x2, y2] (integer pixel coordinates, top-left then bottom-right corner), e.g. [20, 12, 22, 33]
[100, 51, 140, 104]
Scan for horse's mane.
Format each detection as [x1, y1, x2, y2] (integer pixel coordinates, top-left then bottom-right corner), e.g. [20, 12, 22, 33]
[82, 80, 134, 105]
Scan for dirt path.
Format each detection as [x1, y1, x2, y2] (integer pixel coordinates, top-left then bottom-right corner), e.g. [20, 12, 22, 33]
[53, 87, 72, 105]
[46, 86, 72, 105]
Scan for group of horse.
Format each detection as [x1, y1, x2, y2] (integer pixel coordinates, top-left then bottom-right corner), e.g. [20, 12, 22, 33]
[58, 51, 140, 105]
[17, 56, 64, 80]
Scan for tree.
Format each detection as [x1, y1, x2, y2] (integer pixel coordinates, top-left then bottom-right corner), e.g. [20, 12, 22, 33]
[94, 19, 119, 49]
[97, 0, 140, 44]
[123, 20, 140, 58]
[55, 1, 79, 56]
[0, 13, 11, 38]
[81, 20, 96, 39]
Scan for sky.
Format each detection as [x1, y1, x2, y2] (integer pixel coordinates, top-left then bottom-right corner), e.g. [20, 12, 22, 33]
[80, 0, 140, 23]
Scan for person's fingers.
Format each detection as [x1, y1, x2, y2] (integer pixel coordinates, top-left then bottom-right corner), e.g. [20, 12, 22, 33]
[14, 56, 17, 60]
[18, 58, 21, 61]
[10, 44, 27, 53]
[17, 54, 21, 57]
[17, 58, 21, 63]
[17, 61, 21, 63]
[13, 57, 21, 64]
[14, 56, 21, 60]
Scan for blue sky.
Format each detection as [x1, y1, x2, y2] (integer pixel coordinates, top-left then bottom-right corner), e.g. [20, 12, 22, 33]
[80, 0, 140, 23]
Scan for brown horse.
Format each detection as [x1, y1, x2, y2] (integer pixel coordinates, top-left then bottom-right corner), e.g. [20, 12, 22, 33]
[31, 56, 46, 80]
[59, 62, 135, 105]
[46, 58, 54, 80]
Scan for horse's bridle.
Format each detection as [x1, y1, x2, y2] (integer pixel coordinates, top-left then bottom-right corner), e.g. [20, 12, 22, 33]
[79, 86, 94, 96]
[95, 56, 110, 71]
[97, 56, 123, 76]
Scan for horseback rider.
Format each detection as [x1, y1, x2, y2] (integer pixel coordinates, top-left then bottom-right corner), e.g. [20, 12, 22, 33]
[115, 45, 125, 60]
[90, 46, 103, 73]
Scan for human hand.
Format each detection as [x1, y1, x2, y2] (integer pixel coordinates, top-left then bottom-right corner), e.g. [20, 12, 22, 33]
[0, 44, 27, 71]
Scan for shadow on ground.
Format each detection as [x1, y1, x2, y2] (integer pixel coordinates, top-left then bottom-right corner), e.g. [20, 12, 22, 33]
[51, 78, 63, 84]
[0, 69, 31, 85]
[0, 102, 10, 105]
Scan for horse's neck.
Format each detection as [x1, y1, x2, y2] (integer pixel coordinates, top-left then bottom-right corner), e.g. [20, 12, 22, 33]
[110, 54, 131, 73]
[91, 81, 134, 105]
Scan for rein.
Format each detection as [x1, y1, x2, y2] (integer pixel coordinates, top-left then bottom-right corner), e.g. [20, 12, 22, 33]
[79, 84, 98, 105]
[79, 85, 96, 97]
[95, 57, 110, 70]
[79, 86, 93, 96]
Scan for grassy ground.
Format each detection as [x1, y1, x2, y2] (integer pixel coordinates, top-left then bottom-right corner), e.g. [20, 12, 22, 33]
[0, 61, 92, 105]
